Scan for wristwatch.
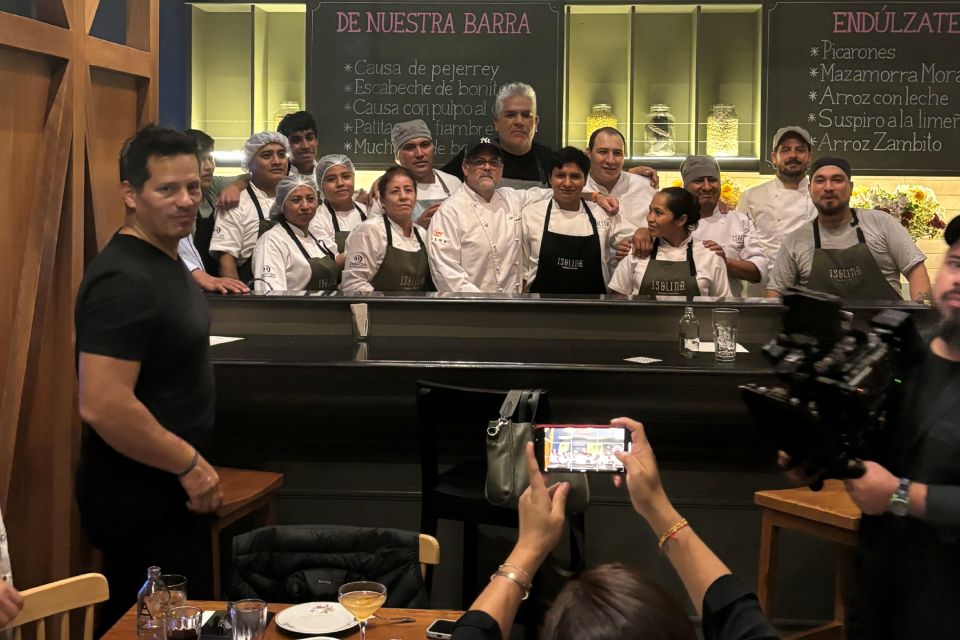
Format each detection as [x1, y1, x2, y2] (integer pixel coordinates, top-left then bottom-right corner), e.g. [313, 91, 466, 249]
[888, 477, 911, 516]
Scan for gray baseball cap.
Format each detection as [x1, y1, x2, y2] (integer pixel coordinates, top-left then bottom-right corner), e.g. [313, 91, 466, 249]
[772, 126, 813, 149]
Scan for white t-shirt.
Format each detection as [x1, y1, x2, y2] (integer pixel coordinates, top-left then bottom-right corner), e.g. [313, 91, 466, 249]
[209, 183, 275, 265]
[178, 235, 205, 273]
[251, 221, 339, 293]
[521, 198, 621, 287]
[428, 185, 552, 293]
[368, 169, 463, 216]
[767, 208, 926, 295]
[608, 235, 733, 298]
[342, 215, 427, 292]
[691, 207, 768, 297]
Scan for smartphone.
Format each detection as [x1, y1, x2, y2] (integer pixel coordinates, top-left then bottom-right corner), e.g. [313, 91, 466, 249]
[534, 424, 630, 473]
[425, 618, 458, 639]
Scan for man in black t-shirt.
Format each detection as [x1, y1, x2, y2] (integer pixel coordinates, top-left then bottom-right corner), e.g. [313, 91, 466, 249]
[75, 126, 223, 631]
[840, 216, 960, 638]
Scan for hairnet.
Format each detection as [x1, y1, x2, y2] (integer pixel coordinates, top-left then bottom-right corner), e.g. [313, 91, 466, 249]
[241, 131, 290, 172]
[268, 174, 319, 221]
[315, 154, 356, 184]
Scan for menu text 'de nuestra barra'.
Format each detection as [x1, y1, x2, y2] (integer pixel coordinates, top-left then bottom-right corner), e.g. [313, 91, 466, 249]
[765, 1, 960, 175]
[308, 1, 562, 168]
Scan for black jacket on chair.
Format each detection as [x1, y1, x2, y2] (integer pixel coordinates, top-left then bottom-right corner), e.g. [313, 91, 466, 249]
[228, 525, 429, 607]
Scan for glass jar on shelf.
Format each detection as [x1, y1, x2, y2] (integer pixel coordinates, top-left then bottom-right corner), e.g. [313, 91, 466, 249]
[585, 104, 618, 142]
[644, 104, 676, 156]
[706, 104, 739, 157]
[273, 100, 301, 130]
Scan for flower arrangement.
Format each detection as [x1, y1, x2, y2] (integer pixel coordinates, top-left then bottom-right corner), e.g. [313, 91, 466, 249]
[850, 184, 946, 239]
[670, 176, 741, 209]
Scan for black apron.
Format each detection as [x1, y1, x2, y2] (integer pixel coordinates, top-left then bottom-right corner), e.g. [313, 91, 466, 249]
[529, 199, 606, 295]
[806, 209, 902, 301]
[277, 220, 339, 291]
[193, 194, 219, 275]
[369, 216, 433, 292]
[636, 238, 702, 297]
[239, 185, 275, 284]
[326, 201, 367, 253]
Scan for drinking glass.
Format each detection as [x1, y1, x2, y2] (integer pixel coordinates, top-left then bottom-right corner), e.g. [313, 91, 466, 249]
[712, 308, 739, 362]
[165, 605, 202, 640]
[160, 574, 187, 609]
[338, 581, 387, 640]
[229, 599, 268, 640]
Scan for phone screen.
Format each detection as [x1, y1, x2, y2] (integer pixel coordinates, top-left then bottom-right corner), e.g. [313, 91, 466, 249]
[535, 425, 629, 473]
[426, 618, 457, 639]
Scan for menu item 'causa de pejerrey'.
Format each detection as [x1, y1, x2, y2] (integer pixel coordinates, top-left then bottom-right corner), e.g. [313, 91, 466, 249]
[764, 1, 960, 175]
[308, 1, 562, 168]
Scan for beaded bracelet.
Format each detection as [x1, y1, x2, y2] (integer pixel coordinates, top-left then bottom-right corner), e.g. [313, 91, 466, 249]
[657, 518, 690, 552]
[490, 569, 531, 600]
[176, 449, 200, 478]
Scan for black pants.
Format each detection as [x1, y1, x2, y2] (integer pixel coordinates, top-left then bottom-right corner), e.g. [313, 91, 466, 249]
[76, 456, 213, 636]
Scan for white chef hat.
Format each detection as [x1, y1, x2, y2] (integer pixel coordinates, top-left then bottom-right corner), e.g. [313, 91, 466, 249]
[268, 174, 318, 221]
[241, 131, 290, 172]
[315, 153, 356, 184]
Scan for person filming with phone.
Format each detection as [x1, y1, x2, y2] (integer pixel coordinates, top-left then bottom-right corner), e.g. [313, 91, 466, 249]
[450, 418, 777, 640]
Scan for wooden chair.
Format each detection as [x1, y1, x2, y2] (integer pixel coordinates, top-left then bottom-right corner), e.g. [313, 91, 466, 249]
[211, 466, 284, 598]
[2, 573, 108, 640]
[755, 480, 861, 640]
[418, 533, 440, 579]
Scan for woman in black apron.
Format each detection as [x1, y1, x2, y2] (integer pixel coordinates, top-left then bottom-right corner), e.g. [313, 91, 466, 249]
[251, 175, 339, 293]
[316, 154, 368, 255]
[342, 166, 433, 292]
[609, 187, 731, 298]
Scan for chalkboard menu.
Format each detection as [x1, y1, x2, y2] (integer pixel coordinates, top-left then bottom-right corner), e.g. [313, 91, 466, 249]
[307, 0, 562, 169]
[764, 1, 960, 175]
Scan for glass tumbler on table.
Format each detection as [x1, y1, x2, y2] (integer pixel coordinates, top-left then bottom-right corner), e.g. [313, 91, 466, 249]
[160, 574, 187, 609]
[712, 308, 739, 362]
[229, 599, 268, 640]
[165, 605, 203, 640]
[338, 581, 387, 640]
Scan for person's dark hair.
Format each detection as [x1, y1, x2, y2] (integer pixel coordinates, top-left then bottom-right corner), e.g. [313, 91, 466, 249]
[183, 128, 215, 154]
[588, 126, 625, 150]
[377, 165, 418, 200]
[661, 186, 700, 231]
[119, 125, 200, 190]
[549, 146, 590, 177]
[540, 564, 696, 640]
[278, 111, 318, 138]
[945, 215, 960, 247]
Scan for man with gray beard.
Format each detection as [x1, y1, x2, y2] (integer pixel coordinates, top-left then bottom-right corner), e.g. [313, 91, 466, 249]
[836, 215, 960, 638]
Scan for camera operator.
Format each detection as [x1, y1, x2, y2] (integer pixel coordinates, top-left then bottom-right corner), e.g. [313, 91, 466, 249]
[787, 216, 960, 638]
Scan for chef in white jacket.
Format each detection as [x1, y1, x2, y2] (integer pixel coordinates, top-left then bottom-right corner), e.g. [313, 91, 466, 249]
[681, 155, 767, 297]
[585, 127, 658, 272]
[737, 126, 817, 295]
[313, 153, 371, 260]
[252, 175, 339, 293]
[522, 147, 620, 293]
[608, 187, 731, 298]
[209, 131, 289, 282]
[368, 119, 462, 228]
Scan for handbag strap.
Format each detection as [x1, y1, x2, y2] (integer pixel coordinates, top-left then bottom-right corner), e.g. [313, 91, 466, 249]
[487, 389, 525, 437]
[519, 389, 542, 423]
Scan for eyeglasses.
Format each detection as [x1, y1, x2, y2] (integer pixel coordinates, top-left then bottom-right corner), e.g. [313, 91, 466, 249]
[466, 157, 503, 169]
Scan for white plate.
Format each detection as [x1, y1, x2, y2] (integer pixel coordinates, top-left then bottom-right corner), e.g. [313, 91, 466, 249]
[274, 602, 358, 635]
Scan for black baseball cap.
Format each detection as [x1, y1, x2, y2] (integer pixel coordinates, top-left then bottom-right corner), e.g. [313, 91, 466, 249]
[463, 136, 502, 159]
[809, 156, 852, 179]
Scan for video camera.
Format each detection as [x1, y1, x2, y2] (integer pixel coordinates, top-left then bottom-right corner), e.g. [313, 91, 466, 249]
[740, 288, 924, 481]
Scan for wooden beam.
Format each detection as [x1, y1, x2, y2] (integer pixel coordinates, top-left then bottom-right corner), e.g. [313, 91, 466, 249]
[85, 0, 103, 35]
[85, 36, 152, 78]
[126, 0, 150, 52]
[0, 12, 72, 60]
[0, 69, 73, 510]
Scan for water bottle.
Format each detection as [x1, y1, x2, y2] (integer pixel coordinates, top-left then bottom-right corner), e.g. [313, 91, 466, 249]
[679, 307, 700, 358]
[137, 566, 169, 636]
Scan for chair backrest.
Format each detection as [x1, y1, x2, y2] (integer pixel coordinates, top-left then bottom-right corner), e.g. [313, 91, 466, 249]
[418, 533, 440, 579]
[415, 380, 552, 495]
[2, 573, 108, 640]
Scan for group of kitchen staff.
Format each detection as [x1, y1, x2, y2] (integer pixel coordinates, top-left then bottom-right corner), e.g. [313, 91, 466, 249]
[181, 79, 929, 300]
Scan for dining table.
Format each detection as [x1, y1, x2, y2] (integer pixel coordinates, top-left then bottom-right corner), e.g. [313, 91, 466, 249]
[101, 600, 466, 640]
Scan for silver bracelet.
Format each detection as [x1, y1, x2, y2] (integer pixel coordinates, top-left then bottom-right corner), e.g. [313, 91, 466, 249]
[490, 569, 531, 600]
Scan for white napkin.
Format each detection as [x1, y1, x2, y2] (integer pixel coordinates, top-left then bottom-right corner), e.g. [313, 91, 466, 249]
[624, 356, 664, 364]
[697, 342, 749, 353]
[210, 336, 244, 346]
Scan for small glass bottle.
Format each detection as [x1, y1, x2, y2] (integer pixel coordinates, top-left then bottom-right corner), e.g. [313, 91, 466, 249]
[644, 104, 676, 156]
[679, 307, 700, 358]
[136, 566, 169, 636]
[585, 103, 618, 142]
[706, 104, 739, 156]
